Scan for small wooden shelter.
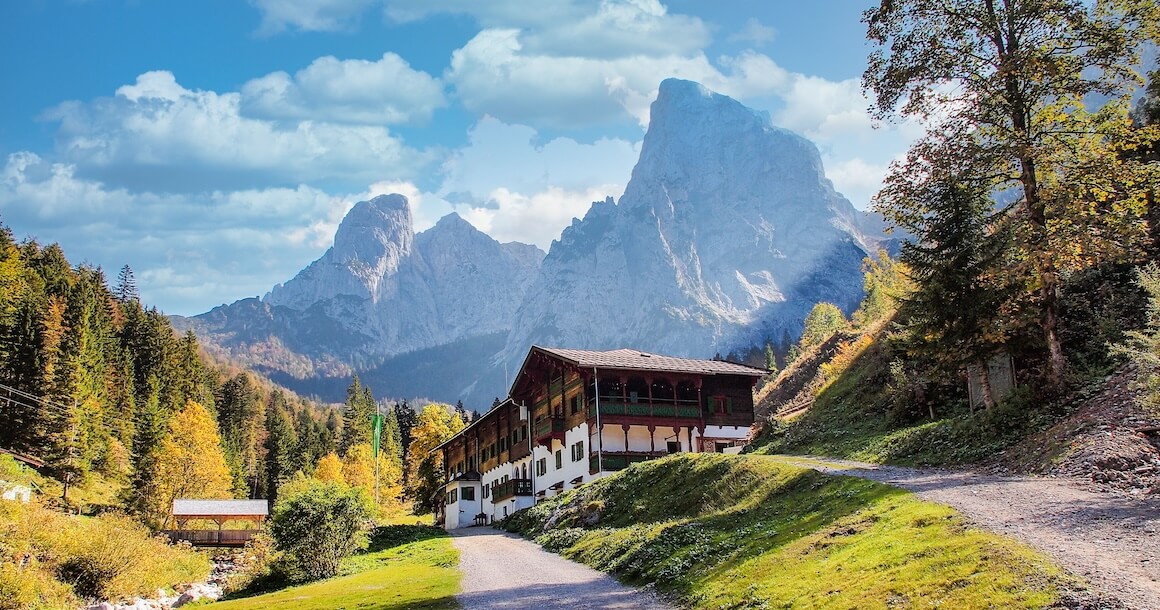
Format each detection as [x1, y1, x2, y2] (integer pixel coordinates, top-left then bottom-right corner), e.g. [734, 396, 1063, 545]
[166, 499, 268, 547]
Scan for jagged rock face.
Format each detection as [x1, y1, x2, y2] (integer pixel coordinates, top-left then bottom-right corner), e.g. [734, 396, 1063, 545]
[180, 195, 545, 379]
[495, 79, 876, 373]
[267, 193, 414, 309]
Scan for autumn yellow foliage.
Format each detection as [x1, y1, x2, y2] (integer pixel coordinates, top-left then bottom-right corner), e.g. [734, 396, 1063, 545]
[342, 443, 405, 516]
[314, 453, 344, 484]
[151, 401, 233, 526]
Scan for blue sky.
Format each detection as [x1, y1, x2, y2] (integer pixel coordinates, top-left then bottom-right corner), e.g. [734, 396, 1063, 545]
[0, 0, 919, 316]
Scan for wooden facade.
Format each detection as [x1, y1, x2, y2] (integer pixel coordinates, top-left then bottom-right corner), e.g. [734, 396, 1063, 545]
[437, 346, 766, 528]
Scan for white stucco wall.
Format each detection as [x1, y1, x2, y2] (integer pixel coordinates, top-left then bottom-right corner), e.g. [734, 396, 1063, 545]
[443, 479, 482, 530]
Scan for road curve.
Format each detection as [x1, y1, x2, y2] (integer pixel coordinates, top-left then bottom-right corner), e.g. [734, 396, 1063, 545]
[451, 526, 672, 610]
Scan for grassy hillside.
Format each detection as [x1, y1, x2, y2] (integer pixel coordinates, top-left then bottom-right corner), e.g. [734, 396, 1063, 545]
[749, 321, 1102, 466]
[501, 454, 1068, 609]
[213, 525, 459, 610]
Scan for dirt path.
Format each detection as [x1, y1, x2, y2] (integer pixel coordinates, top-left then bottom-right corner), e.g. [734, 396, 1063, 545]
[772, 455, 1160, 610]
[450, 527, 672, 610]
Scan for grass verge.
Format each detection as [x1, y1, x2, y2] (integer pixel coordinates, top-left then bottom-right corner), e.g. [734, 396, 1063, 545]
[751, 328, 1086, 466]
[212, 525, 459, 610]
[501, 453, 1068, 609]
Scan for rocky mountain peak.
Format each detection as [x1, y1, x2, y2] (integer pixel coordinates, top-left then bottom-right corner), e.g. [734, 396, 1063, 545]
[331, 193, 414, 265]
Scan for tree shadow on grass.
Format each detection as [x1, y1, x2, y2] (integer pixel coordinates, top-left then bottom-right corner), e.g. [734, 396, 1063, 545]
[365, 524, 449, 553]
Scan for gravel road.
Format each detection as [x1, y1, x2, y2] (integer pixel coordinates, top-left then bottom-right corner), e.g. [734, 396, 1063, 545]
[774, 456, 1160, 610]
[451, 527, 672, 610]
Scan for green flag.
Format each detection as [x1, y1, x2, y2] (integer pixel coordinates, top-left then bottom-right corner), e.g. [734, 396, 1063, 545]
[372, 413, 384, 459]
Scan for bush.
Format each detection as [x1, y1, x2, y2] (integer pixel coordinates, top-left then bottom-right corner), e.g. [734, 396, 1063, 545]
[0, 499, 209, 603]
[224, 531, 282, 595]
[270, 477, 373, 582]
[0, 561, 76, 610]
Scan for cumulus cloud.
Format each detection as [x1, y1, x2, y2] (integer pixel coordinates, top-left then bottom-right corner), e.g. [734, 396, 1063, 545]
[241, 52, 444, 125]
[2, 151, 352, 314]
[45, 71, 430, 192]
[440, 117, 638, 197]
[460, 185, 618, 248]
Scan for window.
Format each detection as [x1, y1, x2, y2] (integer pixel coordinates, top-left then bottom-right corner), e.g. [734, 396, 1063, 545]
[667, 440, 681, 454]
[555, 450, 563, 470]
[570, 395, 579, 414]
[536, 458, 547, 476]
[482, 485, 490, 498]
[713, 396, 728, 414]
[462, 486, 475, 501]
[571, 441, 585, 462]
[448, 489, 458, 504]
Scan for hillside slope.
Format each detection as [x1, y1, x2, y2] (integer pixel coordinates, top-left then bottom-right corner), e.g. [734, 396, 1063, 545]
[501, 453, 1071, 609]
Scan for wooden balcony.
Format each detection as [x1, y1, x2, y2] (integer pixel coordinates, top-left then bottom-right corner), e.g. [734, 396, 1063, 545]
[588, 398, 701, 420]
[492, 478, 533, 503]
[533, 416, 566, 446]
[589, 451, 668, 474]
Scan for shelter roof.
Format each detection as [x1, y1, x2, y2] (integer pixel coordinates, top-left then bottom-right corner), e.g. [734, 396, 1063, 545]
[172, 499, 268, 518]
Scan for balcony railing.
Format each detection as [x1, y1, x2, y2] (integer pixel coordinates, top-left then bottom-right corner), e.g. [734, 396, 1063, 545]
[492, 478, 533, 503]
[589, 451, 668, 474]
[534, 416, 566, 439]
[587, 398, 701, 419]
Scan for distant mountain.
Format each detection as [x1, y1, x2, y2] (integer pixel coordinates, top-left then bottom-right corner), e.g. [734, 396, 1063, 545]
[173, 194, 545, 392]
[178, 79, 889, 407]
[473, 79, 881, 402]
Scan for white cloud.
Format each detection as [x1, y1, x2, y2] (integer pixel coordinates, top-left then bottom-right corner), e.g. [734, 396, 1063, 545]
[45, 71, 430, 192]
[440, 117, 639, 197]
[728, 18, 776, 46]
[460, 185, 618, 249]
[446, 30, 783, 130]
[251, 0, 376, 33]
[241, 52, 444, 125]
[1, 151, 352, 315]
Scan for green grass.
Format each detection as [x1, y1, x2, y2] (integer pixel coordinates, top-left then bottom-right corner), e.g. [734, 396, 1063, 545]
[502, 453, 1068, 609]
[213, 526, 460, 610]
[751, 333, 1080, 467]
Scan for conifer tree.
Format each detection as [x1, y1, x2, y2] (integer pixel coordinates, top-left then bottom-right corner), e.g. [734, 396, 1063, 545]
[264, 391, 299, 503]
[114, 264, 138, 304]
[340, 377, 375, 455]
[895, 178, 1020, 409]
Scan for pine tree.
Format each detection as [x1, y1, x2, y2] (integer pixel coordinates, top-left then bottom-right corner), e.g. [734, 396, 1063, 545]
[763, 342, 778, 376]
[340, 377, 375, 455]
[114, 264, 138, 304]
[896, 178, 1020, 410]
[264, 392, 299, 504]
[392, 400, 416, 461]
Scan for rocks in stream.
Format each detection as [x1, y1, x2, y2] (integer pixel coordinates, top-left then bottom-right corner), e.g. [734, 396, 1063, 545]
[84, 554, 233, 610]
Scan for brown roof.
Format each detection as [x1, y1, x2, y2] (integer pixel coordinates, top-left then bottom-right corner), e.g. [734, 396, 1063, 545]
[534, 346, 768, 377]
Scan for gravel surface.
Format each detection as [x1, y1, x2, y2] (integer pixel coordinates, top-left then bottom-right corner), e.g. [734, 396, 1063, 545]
[451, 527, 673, 610]
[775, 456, 1160, 610]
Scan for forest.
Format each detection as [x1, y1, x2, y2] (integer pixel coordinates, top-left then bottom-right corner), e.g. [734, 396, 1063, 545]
[0, 224, 467, 528]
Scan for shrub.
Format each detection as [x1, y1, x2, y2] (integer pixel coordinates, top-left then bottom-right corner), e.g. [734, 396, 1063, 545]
[0, 499, 209, 603]
[224, 531, 282, 595]
[270, 477, 373, 581]
[0, 560, 76, 610]
[1112, 263, 1160, 414]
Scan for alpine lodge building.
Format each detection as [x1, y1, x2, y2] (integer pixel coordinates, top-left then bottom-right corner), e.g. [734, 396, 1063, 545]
[435, 346, 767, 529]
